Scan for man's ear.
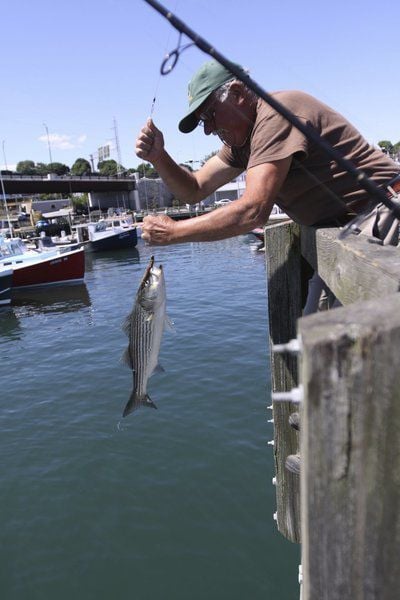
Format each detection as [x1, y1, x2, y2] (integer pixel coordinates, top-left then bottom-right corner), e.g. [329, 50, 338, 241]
[228, 81, 246, 103]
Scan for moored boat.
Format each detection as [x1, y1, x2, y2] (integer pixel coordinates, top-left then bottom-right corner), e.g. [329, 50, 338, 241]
[74, 218, 137, 252]
[0, 267, 13, 305]
[0, 235, 85, 289]
[250, 206, 290, 242]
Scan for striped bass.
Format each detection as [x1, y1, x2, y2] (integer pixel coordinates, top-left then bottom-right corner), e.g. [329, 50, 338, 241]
[122, 256, 167, 417]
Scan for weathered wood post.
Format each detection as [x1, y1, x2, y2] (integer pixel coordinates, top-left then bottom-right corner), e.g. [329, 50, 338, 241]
[264, 220, 302, 543]
[298, 293, 400, 600]
[301, 226, 400, 303]
[294, 227, 400, 599]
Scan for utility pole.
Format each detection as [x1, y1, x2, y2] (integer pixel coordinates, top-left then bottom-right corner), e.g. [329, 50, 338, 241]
[0, 170, 13, 234]
[43, 122, 53, 164]
[113, 117, 122, 175]
[2, 140, 8, 171]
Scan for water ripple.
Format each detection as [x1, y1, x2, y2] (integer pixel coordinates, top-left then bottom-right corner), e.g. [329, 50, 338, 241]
[0, 238, 299, 600]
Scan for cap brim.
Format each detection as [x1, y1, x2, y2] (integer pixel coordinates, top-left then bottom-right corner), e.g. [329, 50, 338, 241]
[178, 91, 212, 134]
[178, 113, 199, 134]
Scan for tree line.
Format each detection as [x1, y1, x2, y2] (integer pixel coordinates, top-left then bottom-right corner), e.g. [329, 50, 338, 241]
[2, 154, 219, 179]
[377, 140, 400, 161]
[1, 158, 162, 178]
[1, 151, 220, 179]
[1, 142, 397, 180]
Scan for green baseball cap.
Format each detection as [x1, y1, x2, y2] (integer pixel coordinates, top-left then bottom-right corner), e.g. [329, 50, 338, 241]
[178, 60, 244, 133]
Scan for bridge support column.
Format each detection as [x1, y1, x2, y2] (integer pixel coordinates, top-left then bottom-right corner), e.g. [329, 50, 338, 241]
[88, 190, 137, 211]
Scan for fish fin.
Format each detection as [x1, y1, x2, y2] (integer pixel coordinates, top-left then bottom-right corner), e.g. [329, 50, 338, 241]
[164, 315, 175, 332]
[122, 393, 157, 417]
[151, 363, 165, 376]
[121, 346, 134, 369]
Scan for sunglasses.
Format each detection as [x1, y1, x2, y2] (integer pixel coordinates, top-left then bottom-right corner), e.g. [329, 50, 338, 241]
[197, 99, 217, 128]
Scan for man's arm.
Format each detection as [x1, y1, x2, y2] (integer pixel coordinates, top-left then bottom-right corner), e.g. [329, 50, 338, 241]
[154, 152, 242, 204]
[135, 119, 241, 203]
[141, 157, 292, 245]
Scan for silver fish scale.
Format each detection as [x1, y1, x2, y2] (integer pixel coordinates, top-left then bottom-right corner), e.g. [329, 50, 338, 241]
[122, 260, 167, 417]
[132, 301, 155, 397]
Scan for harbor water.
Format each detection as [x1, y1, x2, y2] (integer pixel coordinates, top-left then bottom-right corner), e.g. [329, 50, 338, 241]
[0, 236, 299, 600]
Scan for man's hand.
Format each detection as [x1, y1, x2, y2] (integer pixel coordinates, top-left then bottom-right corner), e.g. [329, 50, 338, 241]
[141, 214, 177, 245]
[135, 119, 164, 163]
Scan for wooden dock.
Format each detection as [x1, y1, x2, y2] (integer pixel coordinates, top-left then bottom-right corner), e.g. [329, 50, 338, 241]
[264, 220, 400, 599]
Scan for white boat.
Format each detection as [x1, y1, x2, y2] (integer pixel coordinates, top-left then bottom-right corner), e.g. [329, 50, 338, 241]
[251, 206, 290, 241]
[0, 235, 85, 290]
[269, 205, 290, 222]
[74, 217, 138, 252]
[0, 266, 13, 305]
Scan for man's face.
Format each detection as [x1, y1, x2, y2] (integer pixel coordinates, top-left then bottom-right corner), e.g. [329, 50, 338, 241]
[195, 87, 253, 148]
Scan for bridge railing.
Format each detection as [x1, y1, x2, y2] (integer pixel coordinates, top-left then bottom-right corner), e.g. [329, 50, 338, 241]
[1, 173, 136, 181]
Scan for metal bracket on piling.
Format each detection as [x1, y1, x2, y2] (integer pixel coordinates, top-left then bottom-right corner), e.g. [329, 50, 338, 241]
[271, 384, 304, 404]
[272, 336, 302, 355]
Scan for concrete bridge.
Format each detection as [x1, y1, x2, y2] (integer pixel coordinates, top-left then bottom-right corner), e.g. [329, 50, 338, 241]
[1, 173, 139, 211]
[1, 173, 136, 195]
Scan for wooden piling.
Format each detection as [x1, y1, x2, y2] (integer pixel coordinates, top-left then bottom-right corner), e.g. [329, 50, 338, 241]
[298, 293, 400, 600]
[263, 222, 400, 597]
[264, 220, 302, 543]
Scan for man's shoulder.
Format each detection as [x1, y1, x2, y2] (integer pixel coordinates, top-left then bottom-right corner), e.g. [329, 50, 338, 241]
[258, 90, 323, 114]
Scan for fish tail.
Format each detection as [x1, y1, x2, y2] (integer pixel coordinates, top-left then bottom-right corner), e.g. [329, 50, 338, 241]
[122, 392, 157, 417]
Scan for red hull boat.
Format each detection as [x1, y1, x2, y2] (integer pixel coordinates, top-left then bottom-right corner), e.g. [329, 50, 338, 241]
[11, 246, 85, 288]
[0, 236, 85, 289]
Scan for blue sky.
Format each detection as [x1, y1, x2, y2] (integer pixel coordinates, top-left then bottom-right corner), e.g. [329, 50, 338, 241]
[1, 0, 399, 171]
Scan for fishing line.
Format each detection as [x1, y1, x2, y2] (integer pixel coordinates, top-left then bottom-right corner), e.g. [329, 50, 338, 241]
[141, 1, 182, 212]
[142, 0, 400, 233]
[148, 0, 182, 118]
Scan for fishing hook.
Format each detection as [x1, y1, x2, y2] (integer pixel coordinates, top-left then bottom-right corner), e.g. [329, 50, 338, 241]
[160, 32, 195, 75]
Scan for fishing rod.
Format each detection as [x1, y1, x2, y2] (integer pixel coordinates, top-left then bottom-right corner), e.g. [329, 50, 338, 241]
[143, 0, 400, 222]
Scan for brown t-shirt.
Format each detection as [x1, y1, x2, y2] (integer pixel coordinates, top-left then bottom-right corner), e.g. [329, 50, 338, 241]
[218, 91, 398, 226]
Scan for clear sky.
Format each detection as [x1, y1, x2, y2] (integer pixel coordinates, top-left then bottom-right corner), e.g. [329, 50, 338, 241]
[1, 0, 399, 171]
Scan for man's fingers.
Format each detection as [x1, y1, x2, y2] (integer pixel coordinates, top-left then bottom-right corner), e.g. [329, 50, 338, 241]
[147, 118, 158, 133]
[135, 129, 155, 158]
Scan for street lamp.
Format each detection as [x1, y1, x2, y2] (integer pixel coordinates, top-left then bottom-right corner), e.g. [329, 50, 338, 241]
[43, 122, 53, 164]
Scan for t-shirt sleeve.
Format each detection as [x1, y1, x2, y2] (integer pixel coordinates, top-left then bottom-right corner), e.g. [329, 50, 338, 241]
[217, 144, 238, 167]
[247, 107, 309, 169]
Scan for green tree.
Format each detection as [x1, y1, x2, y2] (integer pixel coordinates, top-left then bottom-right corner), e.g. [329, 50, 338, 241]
[98, 159, 124, 176]
[71, 193, 89, 214]
[135, 162, 159, 178]
[392, 142, 400, 159]
[71, 158, 92, 176]
[35, 162, 49, 175]
[47, 162, 70, 176]
[377, 140, 394, 155]
[16, 160, 36, 175]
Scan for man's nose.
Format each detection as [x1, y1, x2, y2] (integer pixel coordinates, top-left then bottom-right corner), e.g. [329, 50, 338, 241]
[203, 121, 214, 136]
